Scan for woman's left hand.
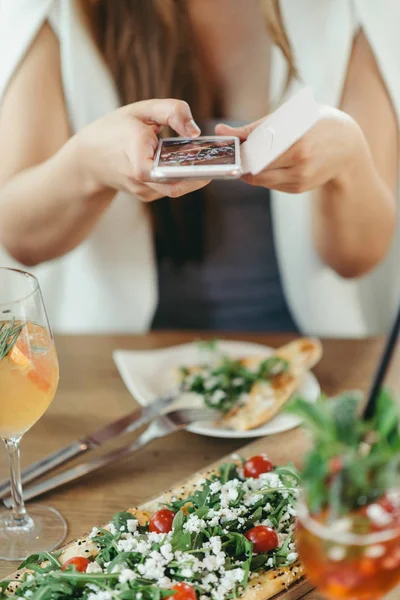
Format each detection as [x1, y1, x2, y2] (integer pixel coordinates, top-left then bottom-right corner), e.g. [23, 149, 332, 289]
[215, 106, 363, 193]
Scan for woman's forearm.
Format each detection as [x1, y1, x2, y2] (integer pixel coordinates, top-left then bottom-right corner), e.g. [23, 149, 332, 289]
[0, 142, 115, 266]
[313, 128, 396, 279]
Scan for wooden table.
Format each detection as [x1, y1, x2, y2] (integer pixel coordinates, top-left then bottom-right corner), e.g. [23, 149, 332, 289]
[1, 332, 399, 598]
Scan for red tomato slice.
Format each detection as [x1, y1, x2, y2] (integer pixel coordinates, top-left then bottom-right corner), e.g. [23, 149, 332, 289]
[245, 525, 279, 553]
[61, 556, 91, 572]
[243, 455, 274, 479]
[167, 582, 197, 600]
[149, 508, 176, 534]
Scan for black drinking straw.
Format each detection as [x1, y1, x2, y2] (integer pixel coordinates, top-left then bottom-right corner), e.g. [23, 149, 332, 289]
[363, 302, 400, 419]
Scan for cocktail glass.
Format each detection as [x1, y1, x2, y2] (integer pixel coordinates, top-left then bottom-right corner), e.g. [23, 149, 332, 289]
[0, 267, 66, 561]
[296, 491, 400, 600]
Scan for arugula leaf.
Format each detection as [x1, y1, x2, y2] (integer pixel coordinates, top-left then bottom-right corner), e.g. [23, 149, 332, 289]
[0, 581, 11, 600]
[219, 462, 240, 484]
[19, 551, 61, 571]
[171, 510, 191, 552]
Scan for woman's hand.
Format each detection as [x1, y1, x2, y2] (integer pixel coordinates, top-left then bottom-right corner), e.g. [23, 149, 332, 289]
[68, 98, 209, 202]
[215, 106, 363, 193]
[216, 94, 396, 278]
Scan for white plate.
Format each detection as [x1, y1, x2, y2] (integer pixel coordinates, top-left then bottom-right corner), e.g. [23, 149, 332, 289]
[113, 340, 320, 439]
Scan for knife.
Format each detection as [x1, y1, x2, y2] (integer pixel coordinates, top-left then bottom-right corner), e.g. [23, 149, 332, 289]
[1, 407, 216, 507]
[0, 394, 174, 500]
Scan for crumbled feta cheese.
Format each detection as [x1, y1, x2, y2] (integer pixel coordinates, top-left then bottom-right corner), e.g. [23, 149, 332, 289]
[204, 536, 222, 555]
[261, 518, 274, 529]
[160, 542, 174, 562]
[148, 531, 169, 544]
[86, 562, 103, 574]
[210, 481, 222, 494]
[118, 569, 136, 584]
[137, 557, 165, 581]
[108, 523, 117, 536]
[183, 515, 206, 533]
[87, 591, 112, 600]
[88, 527, 100, 539]
[213, 568, 245, 600]
[286, 552, 298, 563]
[232, 378, 244, 387]
[244, 492, 263, 506]
[220, 480, 240, 508]
[259, 472, 283, 488]
[202, 551, 226, 571]
[116, 537, 151, 554]
[209, 389, 227, 405]
[126, 519, 138, 533]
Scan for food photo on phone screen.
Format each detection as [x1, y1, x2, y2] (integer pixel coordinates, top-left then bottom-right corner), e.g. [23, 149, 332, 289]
[159, 138, 236, 167]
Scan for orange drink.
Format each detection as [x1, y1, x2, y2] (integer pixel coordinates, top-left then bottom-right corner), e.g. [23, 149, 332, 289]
[0, 321, 59, 438]
[0, 267, 66, 561]
[296, 495, 400, 600]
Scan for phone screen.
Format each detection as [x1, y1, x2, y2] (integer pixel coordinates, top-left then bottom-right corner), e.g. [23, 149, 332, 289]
[159, 138, 236, 167]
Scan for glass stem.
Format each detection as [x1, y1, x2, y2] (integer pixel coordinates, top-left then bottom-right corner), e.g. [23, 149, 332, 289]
[3, 437, 30, 527]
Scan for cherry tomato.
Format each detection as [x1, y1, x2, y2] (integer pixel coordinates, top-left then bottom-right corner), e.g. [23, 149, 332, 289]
[243, 455, 274, 478]
[167, 583, 197, 600]
[61, 556, 91, 572]
[245, 525, 279, 553]
[149, 508, 175, 534]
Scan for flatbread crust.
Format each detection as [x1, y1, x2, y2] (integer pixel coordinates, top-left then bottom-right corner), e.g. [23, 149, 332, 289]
[240, 564, 305, 600]
[4, 467, 305, 600]
[222, 338, 322, 431]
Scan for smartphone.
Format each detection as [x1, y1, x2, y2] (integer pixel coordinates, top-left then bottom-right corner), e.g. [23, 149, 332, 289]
[151, 136, 242, 181]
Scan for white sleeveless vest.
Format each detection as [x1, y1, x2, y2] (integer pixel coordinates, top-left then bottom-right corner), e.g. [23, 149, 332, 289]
[0, 0, 399, 336]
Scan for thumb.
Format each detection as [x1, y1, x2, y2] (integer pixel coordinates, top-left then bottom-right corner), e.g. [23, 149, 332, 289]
[215, 117, 266, 141]
[127, 98, 201, 138]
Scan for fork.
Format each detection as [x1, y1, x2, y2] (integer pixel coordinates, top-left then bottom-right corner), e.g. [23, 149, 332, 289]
[2, 408, 216, 507]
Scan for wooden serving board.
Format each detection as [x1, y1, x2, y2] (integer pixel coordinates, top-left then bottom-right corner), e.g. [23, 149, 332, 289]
[5, 446, 314, 600]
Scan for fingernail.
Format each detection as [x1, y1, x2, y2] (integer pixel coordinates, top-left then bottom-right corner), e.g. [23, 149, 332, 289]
[186, 119, 201, 137]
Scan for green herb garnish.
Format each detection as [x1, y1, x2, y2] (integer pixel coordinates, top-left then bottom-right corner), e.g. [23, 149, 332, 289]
[0, 318, 25, 362]
[286, 388, 400, 515]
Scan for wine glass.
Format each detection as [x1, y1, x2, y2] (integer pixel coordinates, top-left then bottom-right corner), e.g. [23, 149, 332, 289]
[296, 490, 400, 600]
[0, 267, 66, 561]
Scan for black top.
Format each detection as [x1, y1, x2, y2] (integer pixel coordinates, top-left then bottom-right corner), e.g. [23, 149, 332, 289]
[152, 121, 297, 332]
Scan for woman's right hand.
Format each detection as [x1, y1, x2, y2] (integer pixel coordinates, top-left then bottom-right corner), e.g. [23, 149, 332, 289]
[67, 98, 209, 202]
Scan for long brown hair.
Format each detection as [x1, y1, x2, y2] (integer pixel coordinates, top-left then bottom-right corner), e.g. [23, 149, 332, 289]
[81, 0, 296, 263]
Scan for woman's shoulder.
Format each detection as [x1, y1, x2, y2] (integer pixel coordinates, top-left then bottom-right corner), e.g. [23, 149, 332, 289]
[277, 0, 400, 113]
[0, 0, 61, 101]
